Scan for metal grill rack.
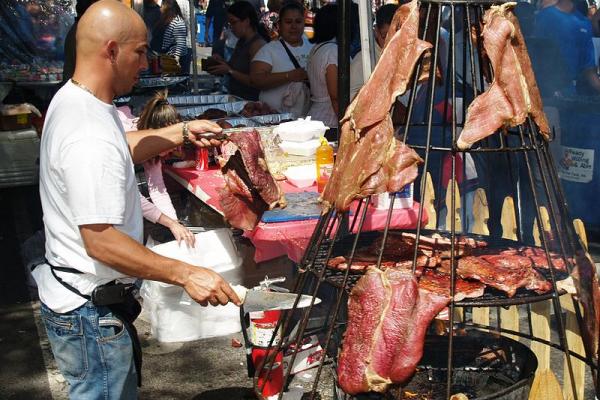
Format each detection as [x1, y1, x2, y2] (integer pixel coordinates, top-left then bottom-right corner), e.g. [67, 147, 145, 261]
[253, 1, 599, 399]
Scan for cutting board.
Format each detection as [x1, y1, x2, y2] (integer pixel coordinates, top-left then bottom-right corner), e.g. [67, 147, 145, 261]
[261, 192, 323, 223]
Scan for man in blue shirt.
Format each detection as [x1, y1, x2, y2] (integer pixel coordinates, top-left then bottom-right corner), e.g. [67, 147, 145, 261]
[535, 0, 600, 95]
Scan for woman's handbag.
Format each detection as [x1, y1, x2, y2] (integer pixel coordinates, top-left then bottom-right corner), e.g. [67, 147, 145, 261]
[279, 39, 310, 117]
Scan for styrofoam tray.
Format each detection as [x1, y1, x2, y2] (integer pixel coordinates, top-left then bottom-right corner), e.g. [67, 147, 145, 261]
[178, 101, 248, 119]
[218, 117, 260, 127]
[136, 76, 189, 88]
[168, 94, 242, 106]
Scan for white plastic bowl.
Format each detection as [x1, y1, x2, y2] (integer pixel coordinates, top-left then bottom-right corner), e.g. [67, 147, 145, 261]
[274, 118, 328, 142]
[284, 164, 317, 188]
[279, 139, 321, 157]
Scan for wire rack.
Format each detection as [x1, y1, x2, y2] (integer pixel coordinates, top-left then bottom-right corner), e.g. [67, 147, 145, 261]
[251, 1, 600, 399]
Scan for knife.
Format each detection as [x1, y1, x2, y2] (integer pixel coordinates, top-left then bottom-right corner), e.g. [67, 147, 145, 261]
[232, 285, 321, 313]
[198, 127, 255, 141]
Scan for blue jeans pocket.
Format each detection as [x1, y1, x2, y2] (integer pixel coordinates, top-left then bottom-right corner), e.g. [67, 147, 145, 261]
[41, 309, 88, 381]
[98, 316, 126, 342]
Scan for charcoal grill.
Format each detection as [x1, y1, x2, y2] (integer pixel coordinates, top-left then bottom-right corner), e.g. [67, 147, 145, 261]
[253, 0, 599, 399]
[332, 331, 538, 400]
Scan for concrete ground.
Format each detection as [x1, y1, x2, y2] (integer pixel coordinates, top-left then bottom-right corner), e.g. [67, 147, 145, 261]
[1, 184, 599, 399]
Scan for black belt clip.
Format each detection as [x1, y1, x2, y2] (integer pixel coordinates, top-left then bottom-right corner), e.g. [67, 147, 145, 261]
[91, 281, 137, 306]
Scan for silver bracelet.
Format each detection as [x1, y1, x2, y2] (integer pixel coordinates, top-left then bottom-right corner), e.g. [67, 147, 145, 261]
[182, 121, 192, 146]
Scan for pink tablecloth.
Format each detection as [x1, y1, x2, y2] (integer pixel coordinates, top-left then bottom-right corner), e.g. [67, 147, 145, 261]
[165, 165, 427, 263]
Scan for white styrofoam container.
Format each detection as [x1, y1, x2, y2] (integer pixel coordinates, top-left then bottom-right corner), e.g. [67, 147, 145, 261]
[274, 118, 327, 142]
[141, 229, 243, 342]
[284, 164, 317, 188]
[374, 184, 414, 210]
[279, 139, 321, 157]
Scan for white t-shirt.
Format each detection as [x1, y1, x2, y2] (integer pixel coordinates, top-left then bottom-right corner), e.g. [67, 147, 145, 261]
[307, 40, 338, 128]
[34, 81, 142, 313]
[252, 38, 313, 112]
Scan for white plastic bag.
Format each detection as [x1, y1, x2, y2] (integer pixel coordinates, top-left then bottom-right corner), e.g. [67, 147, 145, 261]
[281, 82, 311, 119]
[140, 229, 243, 342]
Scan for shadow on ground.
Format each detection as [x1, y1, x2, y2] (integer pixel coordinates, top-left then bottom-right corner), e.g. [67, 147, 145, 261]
[192, 387, 257, 400]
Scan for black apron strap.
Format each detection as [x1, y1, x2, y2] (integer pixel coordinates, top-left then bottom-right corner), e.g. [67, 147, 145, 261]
[108, 300, 143, 387]
[44, 259, 92, 301]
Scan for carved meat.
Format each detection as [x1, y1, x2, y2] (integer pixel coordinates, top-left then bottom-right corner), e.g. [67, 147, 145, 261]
[197, 108, 228, 120]
[388, 285, 450, 384]
[321, 0, 426, 212]
[473, 246, 569, 271]
[349, 0, 433, 131]
[440, 256, 552, 297]
[371, 231, 487, 259]
[506, 11, 550, 136]
[326, 254, 435, 273]
[218, 167, 267, 230]
[457, 3, 550, 150]
[337, 268, 450, 394]
[218, 130, 286, 230]
[321, 116, 423, 212]
[418, 269, 486, 302]
[337, 268, 398, 394]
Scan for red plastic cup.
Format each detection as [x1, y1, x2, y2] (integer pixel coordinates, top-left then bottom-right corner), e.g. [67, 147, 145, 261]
[196, 148, 209, 170]
[252, 347, 284, 397]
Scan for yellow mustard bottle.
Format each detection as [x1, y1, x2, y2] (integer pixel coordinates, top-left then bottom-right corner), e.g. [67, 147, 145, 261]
[315, 137, 334, 193]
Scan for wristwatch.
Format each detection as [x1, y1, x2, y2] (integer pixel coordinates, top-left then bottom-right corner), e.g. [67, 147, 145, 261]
[182, 121, 192, 146]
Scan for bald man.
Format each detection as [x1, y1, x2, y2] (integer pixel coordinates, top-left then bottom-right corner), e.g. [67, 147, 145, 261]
[34, 1, 240, 398]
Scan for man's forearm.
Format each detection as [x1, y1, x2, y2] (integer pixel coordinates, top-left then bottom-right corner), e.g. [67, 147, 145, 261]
[80, 224, 190, 286]
[127, 123, 184, 164]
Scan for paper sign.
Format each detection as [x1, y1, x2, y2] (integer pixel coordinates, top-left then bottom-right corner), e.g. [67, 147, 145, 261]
[557, 146, 594, 183]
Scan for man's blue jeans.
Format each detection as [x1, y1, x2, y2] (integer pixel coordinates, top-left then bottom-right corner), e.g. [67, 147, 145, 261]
[40, 301, 138, 399]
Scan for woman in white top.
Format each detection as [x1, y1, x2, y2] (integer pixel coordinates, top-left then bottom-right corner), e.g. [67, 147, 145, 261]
[250, 2, 313, 113]
[306, 4, 338, 128]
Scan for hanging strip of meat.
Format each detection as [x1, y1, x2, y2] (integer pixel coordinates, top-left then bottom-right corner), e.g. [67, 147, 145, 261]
[337, 268, 451, 394]
[506, 11, 550, 136]
[320, 1, 427, 212]
[572, 251, 600, 365]
[456, 3, 550, 150]
[348, 0, 433, 132]
[218, 130, 286, 230]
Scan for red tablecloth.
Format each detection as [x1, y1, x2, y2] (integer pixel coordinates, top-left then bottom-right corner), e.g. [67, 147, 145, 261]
[165, 165, 427, 263]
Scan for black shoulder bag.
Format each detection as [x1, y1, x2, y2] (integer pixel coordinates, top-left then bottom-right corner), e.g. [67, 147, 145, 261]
[280, 39, 310, 88]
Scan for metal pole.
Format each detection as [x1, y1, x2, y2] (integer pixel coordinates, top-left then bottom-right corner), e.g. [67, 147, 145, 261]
[337, 0, 351, 132]
[358, 0, 375, 82]
[189, 0, 199, 93]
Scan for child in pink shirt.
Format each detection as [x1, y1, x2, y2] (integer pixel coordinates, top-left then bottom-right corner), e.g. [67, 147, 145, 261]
[119, 92, 195, 247]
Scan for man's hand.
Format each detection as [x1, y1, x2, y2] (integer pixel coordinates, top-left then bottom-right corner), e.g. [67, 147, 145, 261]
[186, 120, 224, 147]
[183, 266, 242, 306]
